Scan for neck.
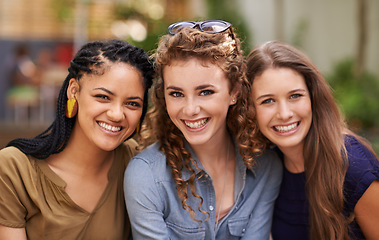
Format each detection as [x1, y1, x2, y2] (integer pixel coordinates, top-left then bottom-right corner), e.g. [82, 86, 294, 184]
[279, 146, 305, 173]
[46, 131, 114, 177]
[191, 133, 233, 167]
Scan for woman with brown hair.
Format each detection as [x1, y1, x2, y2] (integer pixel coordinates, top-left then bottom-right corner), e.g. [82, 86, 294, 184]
[124, 20, 282, 239]
[246, 40, 379, 240]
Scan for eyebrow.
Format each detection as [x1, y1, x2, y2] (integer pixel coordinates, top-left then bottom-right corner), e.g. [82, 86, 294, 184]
[255, 88, 307, 101]
[166, 84, 214, 91]
[94, 87, 143, 101]
[94, 87, 114, 95]
[255, 93, 273, 101]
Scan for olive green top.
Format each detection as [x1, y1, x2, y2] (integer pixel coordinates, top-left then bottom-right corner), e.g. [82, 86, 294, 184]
[0, 139, 138, 240]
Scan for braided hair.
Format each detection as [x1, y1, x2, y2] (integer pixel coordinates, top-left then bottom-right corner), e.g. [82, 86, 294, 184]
[7, 39, 154, 159]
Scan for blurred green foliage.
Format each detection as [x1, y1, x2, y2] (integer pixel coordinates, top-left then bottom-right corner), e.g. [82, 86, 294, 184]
[291, 18, 309, 49]
[371, 136, 379, 156]
[113, 4, 169, 54]
[327, 58, 379, 155]
[206, 0, 252, 55]
[327, 58, 379, 129]
[51, 0, 75, 21]
[113, 0, 252, 55]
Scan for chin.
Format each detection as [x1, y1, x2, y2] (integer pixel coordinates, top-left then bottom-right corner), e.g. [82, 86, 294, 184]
[98, 141, 122, 151]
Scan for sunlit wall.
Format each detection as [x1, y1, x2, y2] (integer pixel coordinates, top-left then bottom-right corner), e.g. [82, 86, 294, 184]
[238, 0, 379, 76]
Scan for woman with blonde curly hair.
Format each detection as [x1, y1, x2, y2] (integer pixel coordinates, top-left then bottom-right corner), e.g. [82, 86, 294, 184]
[124, 20, 282, 239]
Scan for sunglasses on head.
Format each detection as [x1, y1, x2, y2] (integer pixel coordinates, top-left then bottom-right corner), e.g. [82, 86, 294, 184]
[167, 20, 232, 35]
[167, 20, 238, 54]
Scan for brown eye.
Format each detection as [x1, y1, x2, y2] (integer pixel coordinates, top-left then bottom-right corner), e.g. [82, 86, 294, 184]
[126, 101, 142, 108]
[95, 94, 110, 100]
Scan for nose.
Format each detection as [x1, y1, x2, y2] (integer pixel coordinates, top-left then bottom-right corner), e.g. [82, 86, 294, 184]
[277, 101, 293, 120]
[183, 98, 200, 116]
[107, 103, 125, 122]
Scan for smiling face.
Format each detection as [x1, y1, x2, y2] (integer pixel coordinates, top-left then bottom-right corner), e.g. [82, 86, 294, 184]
[163, 58, 236, 147]
[68, 62, 144, 152]
[252, 67, 312, 153]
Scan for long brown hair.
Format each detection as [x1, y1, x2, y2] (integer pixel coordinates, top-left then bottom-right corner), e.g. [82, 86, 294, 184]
[247, 41, 351, 239]
[141, 26, 261, 223]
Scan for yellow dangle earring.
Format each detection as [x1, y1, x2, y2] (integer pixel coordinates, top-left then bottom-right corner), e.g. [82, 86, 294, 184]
[65, 98, 78, 118]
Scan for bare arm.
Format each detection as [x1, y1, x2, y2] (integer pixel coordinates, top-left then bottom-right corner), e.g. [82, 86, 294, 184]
[0, 225, 27, 240]
[355, 180, 379, 239]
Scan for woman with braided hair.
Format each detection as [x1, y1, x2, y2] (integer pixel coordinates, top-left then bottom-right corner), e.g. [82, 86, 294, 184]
[124, 20, 282, 239]
[0, 39, 154, 239]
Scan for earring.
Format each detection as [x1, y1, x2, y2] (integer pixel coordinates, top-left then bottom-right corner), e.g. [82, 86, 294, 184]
[65, 98, 78, 118]
[136, 120, 142, 134]
[232, 99, 236, 102]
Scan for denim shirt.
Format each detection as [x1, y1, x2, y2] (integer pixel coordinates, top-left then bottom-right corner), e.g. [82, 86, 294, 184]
[124, 142, 282, 240]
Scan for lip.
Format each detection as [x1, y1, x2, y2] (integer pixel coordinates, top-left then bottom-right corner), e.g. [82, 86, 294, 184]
[97, 121, 124, 135]
[182, 117, 210, 131]
[272, 121, 300, 135]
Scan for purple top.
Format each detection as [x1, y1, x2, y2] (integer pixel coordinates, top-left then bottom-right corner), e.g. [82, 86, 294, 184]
[271, 135, 379, 240]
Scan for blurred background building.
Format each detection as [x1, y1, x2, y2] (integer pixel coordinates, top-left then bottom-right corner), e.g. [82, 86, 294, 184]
[0, 0, 378, 152]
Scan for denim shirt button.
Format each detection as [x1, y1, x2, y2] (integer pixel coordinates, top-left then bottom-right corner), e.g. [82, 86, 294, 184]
[242, 228, 246, 233]
[209, 205, 214, 211]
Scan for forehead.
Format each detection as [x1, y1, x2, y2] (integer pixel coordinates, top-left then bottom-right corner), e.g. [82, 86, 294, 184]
[253, 67, 307, 93]
[163, 58, 229, 87]
[81, 62, 144, 91]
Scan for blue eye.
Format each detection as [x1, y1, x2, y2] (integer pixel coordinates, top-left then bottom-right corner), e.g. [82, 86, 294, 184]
[261, 98, 274, 104]
[290, 94, 302, 99]
[169, 91, 183, 97]
[200, 90, 214, 96]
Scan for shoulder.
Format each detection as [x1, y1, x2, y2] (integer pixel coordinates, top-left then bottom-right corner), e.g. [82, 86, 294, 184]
[124, 142, 172, 197]
[254, 149, 283, 174]
[344, 134, 378, 176]
[117, 138, 139, 159]
[0, 146, 33, 174]
[0, 147, 32, 228]
[0, 146, 28, 159]
[249, 149, 283, 183]
[130, 142, 166, 166]
[345, 134, 377, 162]
[344, 135, 379, 211]
[125, 142, 169, 180]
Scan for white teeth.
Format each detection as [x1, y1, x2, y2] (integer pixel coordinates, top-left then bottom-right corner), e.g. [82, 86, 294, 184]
[98, 122, 121, 132]
[275, 123, 298, 133]
[184, 119, 207, 129]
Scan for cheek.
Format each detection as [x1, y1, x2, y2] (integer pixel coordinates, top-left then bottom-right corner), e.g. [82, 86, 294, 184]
[131, 109, 143, 121]
[255, 107, 270, 128]
[300, 100, 312, 119]
[126, 110, 143, 130]
[303, 105, 313, 127]
[165, 100, 179, 117]
[77, 100, 96, 117]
